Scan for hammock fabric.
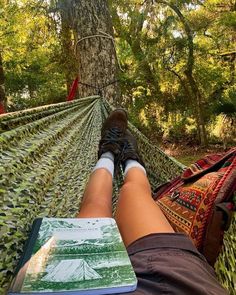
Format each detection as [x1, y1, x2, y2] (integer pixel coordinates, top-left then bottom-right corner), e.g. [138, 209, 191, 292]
[0, 96, 235, 294]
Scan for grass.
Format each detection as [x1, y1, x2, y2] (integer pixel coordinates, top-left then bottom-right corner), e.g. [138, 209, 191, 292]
[175, 153, 207, 166]
[161, 143, 228, 166]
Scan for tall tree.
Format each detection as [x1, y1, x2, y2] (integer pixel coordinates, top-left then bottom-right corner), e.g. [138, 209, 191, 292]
[52, 0, 78, 94]
[156, 0, 208, 146]
[111, 1, 162, 100]
[0, 0, 8, 111]
[0, 50, 6, 111]
[73, 0, 120, 103]
[1, 0, 67, 111]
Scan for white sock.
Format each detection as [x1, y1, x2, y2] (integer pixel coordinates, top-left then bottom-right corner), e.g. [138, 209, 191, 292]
[124, 159, 146, 177]
[93, 152, 114, 177]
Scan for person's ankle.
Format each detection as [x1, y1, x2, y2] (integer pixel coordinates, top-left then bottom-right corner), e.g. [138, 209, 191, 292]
[93, 153, 115, 178]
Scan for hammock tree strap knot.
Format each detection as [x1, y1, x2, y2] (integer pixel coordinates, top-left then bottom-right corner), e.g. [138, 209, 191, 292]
[78, 79, 119, 96]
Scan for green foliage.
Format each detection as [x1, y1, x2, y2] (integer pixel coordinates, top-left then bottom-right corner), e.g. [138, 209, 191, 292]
[1, 0, 70, 111]
[164, 119, 187, 142]
[111, 0, 235, 145]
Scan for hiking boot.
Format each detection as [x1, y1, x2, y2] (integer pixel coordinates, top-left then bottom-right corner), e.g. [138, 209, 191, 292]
[121, 130, 145, 169]
[98, 109, 128, 160]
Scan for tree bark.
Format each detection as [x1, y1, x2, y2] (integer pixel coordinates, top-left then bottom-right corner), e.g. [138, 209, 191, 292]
[0, 50, 7, 110]
[59, 0, 78, 94]
[73, 0, 120, 104]
[185, 71, 208, 146]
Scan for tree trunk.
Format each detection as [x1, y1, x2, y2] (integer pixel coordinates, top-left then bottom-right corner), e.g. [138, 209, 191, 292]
[129, 39, 161, 99]
[74, 0, 120, 104]
[186, 71, 208, 146]
[59, 1, 78, 95]
[111, 5, 161, 101]
[61, 13, 74, 94]
[0, 50, 7, 110]
[156, 1, 208, 146]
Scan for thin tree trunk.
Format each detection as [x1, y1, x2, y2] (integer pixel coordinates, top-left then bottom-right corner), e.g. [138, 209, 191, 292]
[0, 50, 6, 110]
[157, 1, 208, 146]
[111, 5, 161, 100]
[167, 67, 206, 145]
[74, 0, 120, 104]
[60, 3, 77, 95]
[129, 39, 161, 98]
[61, 15, 73, 94]
[186, 72, 208, 146]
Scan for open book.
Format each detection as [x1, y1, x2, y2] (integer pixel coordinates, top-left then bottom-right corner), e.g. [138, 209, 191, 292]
[8, 218, 137, 295]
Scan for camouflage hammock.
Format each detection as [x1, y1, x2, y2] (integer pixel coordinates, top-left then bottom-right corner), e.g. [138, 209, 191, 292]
[0, 96, 235, 294]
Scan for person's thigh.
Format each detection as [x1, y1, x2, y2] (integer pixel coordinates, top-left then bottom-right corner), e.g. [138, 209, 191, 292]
[117, 233, 228, 295]
[115, 169, 174, 246]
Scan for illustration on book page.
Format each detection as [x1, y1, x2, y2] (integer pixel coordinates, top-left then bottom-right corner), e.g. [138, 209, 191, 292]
[21, 218, 136, 293]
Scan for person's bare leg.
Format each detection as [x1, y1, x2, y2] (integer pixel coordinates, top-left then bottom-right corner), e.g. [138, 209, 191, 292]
[115, 167, 174, 247]
[77, 109, 127, 218]
[77, 168, 113, 218]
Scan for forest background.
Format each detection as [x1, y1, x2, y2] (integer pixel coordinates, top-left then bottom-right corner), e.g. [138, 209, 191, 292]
[0, 0, 235, 163]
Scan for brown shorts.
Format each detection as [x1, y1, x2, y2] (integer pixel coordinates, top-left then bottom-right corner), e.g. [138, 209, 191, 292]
[119, 233, 228, 295]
